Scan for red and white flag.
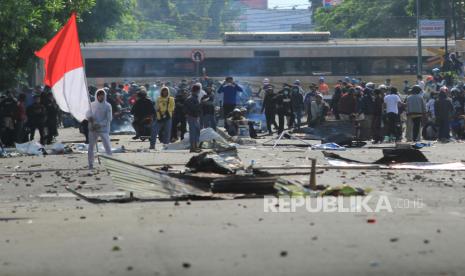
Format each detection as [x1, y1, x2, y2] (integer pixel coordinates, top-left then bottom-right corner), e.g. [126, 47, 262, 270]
[35, 13, 90, 122]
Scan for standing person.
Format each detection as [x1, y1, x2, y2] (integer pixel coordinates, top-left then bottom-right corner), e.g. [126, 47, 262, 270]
[383, 87, 403, 142]
[318, 77, 330, 95]
[131, 89, 155, 140]
[372, 89, 384, 144]
[184, 85, 202, 153]
[154, 86, 175, 146]
[171, 89, 188, 142]
[200, 86, 216, 130]
[338, 88, 358, 121]
[15, 93, 27, 143]
[27, 95, 47, 145]
[331, 86, 342, 120]
[261, 86, 278, 135]
[0, 91, 18, 146]
[257, 78, 274, 98]
[405, 85, 426, 142]
[86, 89, 113, 170]
[44, 93, 59, 144]
[290, 85, 304, 130]
[309, 93, 329, 127]
[416, 75, 425, 91]
[274, 85, 293, 134]
[435, 90, 453, 142]
[217, 76, 243, 127]
[304, 84, 317, 126]
[359, 88, 375, 140]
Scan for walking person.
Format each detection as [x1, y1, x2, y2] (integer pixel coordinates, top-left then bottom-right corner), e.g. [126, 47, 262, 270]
[44, 93, 59, 144]
[406, 85, 426, 142]
[383, 87, 403, 142]
[217, 76, 243, 127]
[152, 86, 174, 147]
[86, 89, 113, 170]
[184, 84, 202, 153]
[261, 86, 278, 135]
[27, 95, 47, 145]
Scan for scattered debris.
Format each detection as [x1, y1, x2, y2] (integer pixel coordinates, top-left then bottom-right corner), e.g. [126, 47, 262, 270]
[311, 143, 346, 151]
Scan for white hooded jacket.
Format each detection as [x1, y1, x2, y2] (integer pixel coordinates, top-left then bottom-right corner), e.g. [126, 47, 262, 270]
[195, 82, 207, 102]
[86, 90, 112, 133]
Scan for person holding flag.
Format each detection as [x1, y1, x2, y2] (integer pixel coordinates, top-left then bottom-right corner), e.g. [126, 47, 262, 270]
[35, 12, 112, 169]
[86, 89, 113, 169]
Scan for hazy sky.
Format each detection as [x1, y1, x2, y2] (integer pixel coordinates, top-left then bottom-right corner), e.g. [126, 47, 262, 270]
[267, 0, 311, 9]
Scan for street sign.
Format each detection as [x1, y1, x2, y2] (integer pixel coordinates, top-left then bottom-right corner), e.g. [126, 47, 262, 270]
[420, 20, 446, 37]
[191, 49, 205, 62]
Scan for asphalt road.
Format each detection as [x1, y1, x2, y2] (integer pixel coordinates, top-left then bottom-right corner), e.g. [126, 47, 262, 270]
[1, 128, 465, 276]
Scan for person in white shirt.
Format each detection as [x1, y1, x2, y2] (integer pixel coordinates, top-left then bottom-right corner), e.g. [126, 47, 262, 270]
[86, 89, 113, 170]
[383, 87, 403, 141]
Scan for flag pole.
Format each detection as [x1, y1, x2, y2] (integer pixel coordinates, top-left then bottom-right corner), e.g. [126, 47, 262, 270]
[73, 11, 100, 164]
[82, 70, 101, 164]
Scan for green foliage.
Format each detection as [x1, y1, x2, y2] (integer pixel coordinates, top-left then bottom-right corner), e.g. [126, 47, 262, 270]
[314, 0, 413, 38]
[313, 0, 465, 38]
[106, 0, 239, 40]
[0, 0, 127, 90]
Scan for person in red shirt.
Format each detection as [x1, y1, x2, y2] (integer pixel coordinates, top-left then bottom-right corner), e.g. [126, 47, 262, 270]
[318, 77, 330, 95]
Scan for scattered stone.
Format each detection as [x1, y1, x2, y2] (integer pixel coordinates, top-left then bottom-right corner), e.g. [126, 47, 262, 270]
[424, 239, 430, 244]
[182, 262, 191, 268]
[390, 238, 399, 242]
[127, 266, 133, 271]
[112, 246, 121, 251]
[311, 236, 318, 241]
[79, 216, 86, 220]
[280, 251, 288, 257]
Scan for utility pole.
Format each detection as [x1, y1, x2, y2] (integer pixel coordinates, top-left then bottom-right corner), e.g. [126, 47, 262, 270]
[452, 0, 458, 54]
[416, 0, 422, 75]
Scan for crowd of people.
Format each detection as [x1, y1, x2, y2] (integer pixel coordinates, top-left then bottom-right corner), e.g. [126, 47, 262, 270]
[0, 87, 60, 147]
[2, 69, 465, 155]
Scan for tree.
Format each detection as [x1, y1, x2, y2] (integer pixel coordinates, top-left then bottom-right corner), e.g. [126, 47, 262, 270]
[0, 0, 128, 90]
[313, 0, 465, 38]
[313, 0, 414, 38]
[106, 0, 240, 40]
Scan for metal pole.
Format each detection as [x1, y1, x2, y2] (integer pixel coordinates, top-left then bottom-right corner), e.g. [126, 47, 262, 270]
[417, 0, 423, 75]
[453, 0, 458, 45]
[309, 159, 317, 190]
[445, 18, 449, 57]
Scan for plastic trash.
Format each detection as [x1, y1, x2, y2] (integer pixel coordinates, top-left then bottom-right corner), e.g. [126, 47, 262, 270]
[320, 185, 370, 196]
[15, 141, 45, 156]
[412, 142, 432, 149]
[311, 143, 346, 151]
[46, 143, 66, 154]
